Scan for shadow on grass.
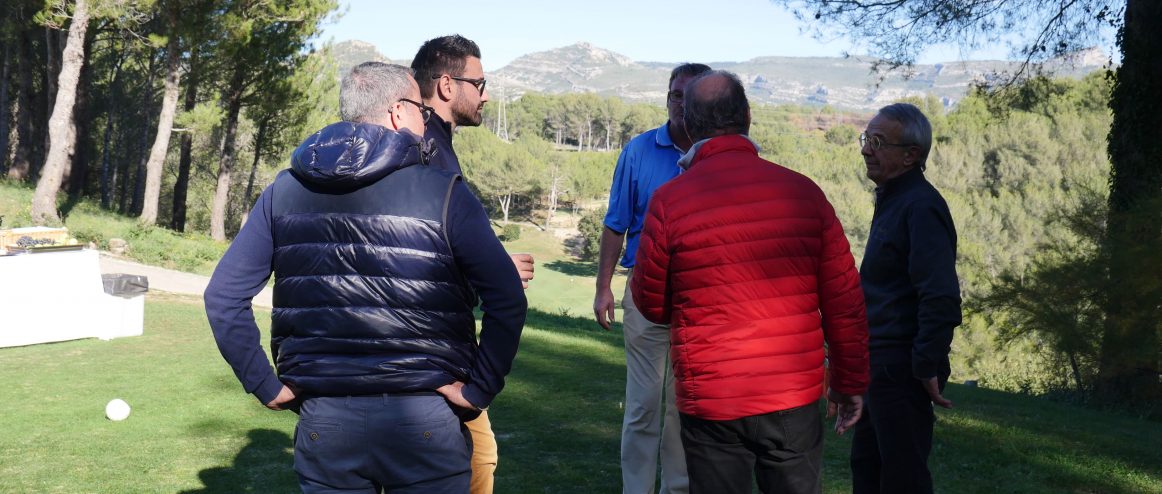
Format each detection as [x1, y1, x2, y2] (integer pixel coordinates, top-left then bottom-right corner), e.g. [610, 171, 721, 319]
[180, 428, 297, 493]
[491, 307, 627, 493]
[543, 259, 601, 277]
[930, 384, 1162, 493]
[525, 305, 622, 334]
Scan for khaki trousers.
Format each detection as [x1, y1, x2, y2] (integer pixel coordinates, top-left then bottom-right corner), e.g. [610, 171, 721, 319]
[466, 410, 498, 494]
[621, 271, 688, 493]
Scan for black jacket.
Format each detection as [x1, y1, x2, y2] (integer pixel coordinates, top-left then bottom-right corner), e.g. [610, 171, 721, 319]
[860, 167, 962, 379]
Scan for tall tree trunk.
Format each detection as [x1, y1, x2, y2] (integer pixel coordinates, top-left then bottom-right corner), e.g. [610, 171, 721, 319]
[171, 50, 199, 232]
[66, 28, 95, 197]
[0, 42, 11, 175]
[499, 193, 511, 223]
[1098, 0, 1162, 409]
[210, 67, 245, 241]
[100, 52, 125, 210]
[30, 0, 89, 225]
[41, 26, 61, 171]
[239, 117, 267, 229]
[130, 59, 157, 216]
[604, 119, 612, 151]
[244, 117, 267, 205]
[140, 14, 182, 225]
[8, 24, 35, 181]
[117, 123, 130, 212]
[544, 168, 560, 230]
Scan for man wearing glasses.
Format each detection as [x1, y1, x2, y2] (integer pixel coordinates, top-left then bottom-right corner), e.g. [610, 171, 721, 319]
[410, 35, 533, 494]
[593, 62, 710, 494]
[205, 62, 527, 492]
[851, 103, 962, 494]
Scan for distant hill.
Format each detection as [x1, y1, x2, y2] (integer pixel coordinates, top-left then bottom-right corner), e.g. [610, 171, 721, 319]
[329, 40, 408, 78]
[331, 40, 1108, 111]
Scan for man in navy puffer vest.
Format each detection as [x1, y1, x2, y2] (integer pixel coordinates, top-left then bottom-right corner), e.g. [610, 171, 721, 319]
[205, 62, 527, 493]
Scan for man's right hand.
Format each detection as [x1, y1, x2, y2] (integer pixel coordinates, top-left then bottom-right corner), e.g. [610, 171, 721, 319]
[511, 253, 534, 289]
[265, 385, 298, 411]
[436, 381, 479, 411]
[826, 388, 863, 435]
[593, 287, 616, 331]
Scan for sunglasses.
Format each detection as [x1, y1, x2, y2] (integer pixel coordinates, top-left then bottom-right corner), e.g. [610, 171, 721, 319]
[432, 74, 487, 95]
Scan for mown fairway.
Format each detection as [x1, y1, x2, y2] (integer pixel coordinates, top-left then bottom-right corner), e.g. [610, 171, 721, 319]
[2, 286, 1160, 493]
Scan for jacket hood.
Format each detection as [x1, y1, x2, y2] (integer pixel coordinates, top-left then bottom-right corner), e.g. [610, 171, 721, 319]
[291, 122, 426, 192]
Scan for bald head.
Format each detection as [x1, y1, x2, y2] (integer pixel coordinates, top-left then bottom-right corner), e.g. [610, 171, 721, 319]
[683, 70, 750, 142]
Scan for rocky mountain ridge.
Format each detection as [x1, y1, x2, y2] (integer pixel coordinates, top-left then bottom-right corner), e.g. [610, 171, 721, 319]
[332, 40, 1107, 111]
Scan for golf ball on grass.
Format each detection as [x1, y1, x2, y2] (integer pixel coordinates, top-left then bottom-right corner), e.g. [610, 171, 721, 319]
[105, 399, 131, 421]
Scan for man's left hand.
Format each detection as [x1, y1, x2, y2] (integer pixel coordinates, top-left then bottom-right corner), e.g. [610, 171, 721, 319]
[921, 376, 953, 408]
[511, 253, 534, 289]
[826, 388, 863, 435]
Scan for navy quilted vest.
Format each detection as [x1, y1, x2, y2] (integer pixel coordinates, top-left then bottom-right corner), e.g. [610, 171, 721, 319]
[268, 122, 478, 397]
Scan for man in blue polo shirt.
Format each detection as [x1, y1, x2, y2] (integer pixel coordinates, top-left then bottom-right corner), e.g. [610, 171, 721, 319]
[594, 62, 711, 494]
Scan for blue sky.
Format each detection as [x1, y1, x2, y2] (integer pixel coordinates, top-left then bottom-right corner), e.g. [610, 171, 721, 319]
[318, 0, 1018, 71]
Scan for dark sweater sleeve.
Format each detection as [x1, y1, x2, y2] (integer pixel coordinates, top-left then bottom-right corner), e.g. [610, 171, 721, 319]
[907, 199, 962, 379]
[816, 194, 870, 396]
[203, 187, 282, 405]
[445, 181, 527, 409]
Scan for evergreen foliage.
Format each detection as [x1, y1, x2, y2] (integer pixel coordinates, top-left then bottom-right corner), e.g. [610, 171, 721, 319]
[0, 2, 1140, 405]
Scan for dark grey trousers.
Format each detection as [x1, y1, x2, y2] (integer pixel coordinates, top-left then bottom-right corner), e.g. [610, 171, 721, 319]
[294, 393, 472, 493]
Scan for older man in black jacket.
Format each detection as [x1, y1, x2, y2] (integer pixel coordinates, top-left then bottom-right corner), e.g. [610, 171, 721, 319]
[851, 103, 961, 494]
[205, 61, 526, 493]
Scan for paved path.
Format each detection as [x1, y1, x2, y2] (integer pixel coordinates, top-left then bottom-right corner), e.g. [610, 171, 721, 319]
[97, 252, 273, 308]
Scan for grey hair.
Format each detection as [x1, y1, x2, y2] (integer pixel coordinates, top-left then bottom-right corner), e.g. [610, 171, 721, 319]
[683, 70, 750, 142]
[340, 62, 414, 123]
[877, 103, 933, 171]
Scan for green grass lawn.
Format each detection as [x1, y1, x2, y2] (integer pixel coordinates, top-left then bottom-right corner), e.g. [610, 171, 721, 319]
[3, 292, 1161, 493]
[2, 186, 1160, 493]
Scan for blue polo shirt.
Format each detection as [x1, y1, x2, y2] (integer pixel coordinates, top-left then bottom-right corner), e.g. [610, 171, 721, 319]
[604, 122, 684, 268]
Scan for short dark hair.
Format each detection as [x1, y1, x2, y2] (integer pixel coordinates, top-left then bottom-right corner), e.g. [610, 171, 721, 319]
[668, 63, 712, 88]
[411, 35, 482, 99]
[877, 103, 933, 171]
[683, 70, 750, 142]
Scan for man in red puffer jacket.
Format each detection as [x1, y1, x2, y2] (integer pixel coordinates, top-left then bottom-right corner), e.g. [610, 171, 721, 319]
[631, 70, 869, 494]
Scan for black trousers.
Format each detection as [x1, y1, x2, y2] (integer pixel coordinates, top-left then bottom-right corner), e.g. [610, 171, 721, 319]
[680, 404, 823, 494]
[850, 363, 946, 494]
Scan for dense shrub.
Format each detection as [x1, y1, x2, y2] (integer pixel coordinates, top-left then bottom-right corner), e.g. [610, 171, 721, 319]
[501, 223, 522, 242]
[577, 206, 607, 261]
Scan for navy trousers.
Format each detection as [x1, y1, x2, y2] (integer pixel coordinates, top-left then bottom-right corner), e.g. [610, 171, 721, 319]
[680, 403, 823, 494]
[293, 393, 472, 493]
[850, 363, 946, 494]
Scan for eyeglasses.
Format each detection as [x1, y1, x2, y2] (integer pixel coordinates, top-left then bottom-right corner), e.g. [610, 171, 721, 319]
[433, 74, 487, 95]
[667, 90, 683, 103]
[859, 131, 914, 151]
[396, 97, 434, 124]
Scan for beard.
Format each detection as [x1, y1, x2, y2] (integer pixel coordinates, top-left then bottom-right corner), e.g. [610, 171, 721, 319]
[452, 94, 483, 127]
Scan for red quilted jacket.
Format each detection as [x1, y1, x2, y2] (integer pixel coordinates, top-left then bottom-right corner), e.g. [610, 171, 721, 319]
[631, 135, 869, 421]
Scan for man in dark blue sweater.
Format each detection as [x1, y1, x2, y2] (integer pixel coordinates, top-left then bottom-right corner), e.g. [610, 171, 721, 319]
[410, 35, 533, 494]
[850, 103, 962, 494]
[204, 61, 526, 493]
